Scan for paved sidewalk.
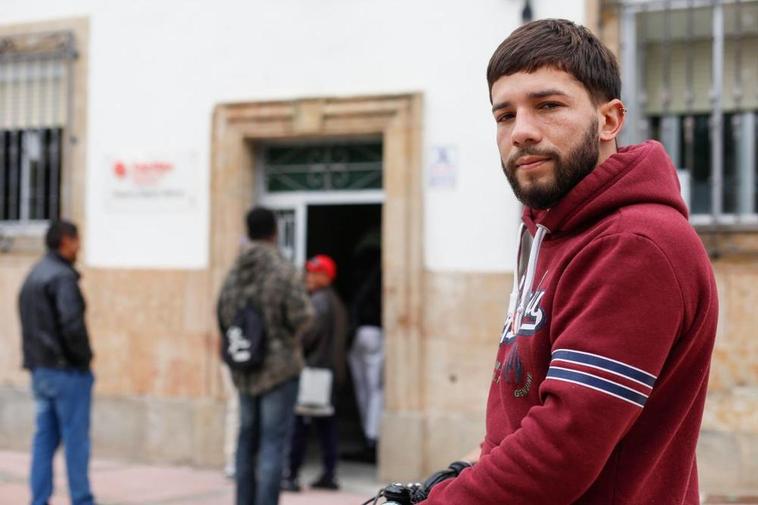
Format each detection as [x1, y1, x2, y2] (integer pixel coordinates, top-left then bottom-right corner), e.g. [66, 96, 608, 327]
[0, 450, 381, 505]
[2, 449, 756, 504]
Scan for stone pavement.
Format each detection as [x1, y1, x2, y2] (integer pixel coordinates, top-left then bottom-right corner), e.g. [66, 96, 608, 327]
[1, 449, 756, 504]
[0, 450, 382, 505]
[706, 498, 758, 505]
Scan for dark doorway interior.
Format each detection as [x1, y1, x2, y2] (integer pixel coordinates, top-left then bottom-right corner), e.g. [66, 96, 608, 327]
[306, 203, 382, 461]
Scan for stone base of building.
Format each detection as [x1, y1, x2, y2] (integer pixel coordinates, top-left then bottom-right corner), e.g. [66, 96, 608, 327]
[380, 410, 486, 482]
[2, 385, 757, 495]
[380, 410, 758, 496]
[698, 429, 758, 496]
[0, 386, 225, 467]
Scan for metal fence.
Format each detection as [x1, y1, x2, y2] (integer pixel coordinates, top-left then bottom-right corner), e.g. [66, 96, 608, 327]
[0, 30, 76, 226]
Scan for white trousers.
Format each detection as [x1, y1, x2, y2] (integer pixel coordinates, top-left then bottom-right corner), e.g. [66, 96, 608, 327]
[348, 325, 384, 442]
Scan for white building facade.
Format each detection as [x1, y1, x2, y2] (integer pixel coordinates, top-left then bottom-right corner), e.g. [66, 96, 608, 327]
[1, 0, 756, 494]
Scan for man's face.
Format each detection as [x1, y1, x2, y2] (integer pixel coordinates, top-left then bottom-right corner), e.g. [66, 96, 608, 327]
[491, 67, 601, 209]
[305, 271, 330, 292]
[59, 234, 80, 263]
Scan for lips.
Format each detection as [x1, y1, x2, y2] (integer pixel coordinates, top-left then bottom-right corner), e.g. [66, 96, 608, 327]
[516, 156, 551, 170]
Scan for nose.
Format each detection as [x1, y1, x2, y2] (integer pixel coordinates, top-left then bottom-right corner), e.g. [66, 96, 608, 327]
[510, 110, 541, 147]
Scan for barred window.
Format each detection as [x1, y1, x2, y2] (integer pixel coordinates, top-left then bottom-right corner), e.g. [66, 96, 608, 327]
[620, 0, 758, 225]
[0, 31, 76, 225]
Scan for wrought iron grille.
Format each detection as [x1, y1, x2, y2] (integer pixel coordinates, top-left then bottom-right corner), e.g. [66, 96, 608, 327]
[263, 142, 382, 192]
[0, 31, 76, 224]
[619, 0, 758, 223]
[274, 209, 296, 261]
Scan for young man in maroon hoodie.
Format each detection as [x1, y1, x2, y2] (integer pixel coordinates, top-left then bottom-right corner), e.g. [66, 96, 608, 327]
[420, 19, 718, 505]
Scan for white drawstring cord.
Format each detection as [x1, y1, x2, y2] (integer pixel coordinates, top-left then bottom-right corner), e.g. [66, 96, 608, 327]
[507, 223, 527, 320]
[513, 224, 549, 334]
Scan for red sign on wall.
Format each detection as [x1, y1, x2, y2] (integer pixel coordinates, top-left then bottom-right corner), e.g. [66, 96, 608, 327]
[105, 153, 197, 213]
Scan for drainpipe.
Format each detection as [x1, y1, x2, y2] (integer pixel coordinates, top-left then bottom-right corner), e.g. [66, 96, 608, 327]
[522, 0, 533, 23]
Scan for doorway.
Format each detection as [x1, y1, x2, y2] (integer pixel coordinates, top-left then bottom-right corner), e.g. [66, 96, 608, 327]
[211, 94, 423, 477]
[306, 203, 382, 456]
[256, 139, 385, 463]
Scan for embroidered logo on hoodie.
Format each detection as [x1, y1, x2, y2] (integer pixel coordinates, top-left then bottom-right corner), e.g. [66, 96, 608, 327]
[501, 288, 547, 344]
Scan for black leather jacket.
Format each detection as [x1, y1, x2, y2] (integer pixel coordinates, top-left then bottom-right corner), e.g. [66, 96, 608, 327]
[18, 252, 92, 371]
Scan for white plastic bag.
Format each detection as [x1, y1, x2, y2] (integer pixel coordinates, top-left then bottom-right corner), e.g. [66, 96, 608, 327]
[295, 367, 334, 416]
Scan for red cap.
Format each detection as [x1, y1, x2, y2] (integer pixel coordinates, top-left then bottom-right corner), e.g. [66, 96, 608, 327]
[305, 254, 337, 280]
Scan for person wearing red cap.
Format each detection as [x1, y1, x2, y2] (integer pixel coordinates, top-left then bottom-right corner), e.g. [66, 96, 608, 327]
[305, 254, 337, 283]
[282, 254, 348, 492]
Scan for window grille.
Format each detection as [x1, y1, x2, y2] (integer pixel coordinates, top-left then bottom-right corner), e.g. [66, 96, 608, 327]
[263, 142, 382, 192]
[619, 0, 758, 224]
[0, 31, 76, 224]
[274, 209, 296, 261]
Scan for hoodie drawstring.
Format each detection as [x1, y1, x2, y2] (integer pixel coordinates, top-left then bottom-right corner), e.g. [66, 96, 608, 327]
[508, 223, 549, 337]
[506, 223, 527, 322]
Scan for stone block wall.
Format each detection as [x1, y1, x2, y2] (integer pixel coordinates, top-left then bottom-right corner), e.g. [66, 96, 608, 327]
[381, 270, 510, 481]
[3, 243, 758, 492]
[382, 260, 758, 495]
[698, 257, 758, 495]
[0, 250, 227, 467]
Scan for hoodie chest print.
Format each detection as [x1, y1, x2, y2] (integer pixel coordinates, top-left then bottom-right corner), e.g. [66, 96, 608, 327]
[500, 288, 547, 344]
[494, 223, 550, 394]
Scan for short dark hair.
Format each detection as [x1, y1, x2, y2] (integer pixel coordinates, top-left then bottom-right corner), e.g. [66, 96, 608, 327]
[487, 19, 621, 105]
[246, 206, 277, 240]
[45, 220, 78, 251]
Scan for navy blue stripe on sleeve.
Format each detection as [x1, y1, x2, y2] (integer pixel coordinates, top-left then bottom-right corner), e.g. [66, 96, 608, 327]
[552, 349, 656, 388]
[546, 366, 649, 408]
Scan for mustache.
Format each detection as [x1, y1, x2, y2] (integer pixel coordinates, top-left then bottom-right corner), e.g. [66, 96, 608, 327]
[505, 146, 559, 172]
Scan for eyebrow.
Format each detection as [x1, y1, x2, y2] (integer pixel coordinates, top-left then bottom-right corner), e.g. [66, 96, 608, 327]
[491, 89, 571, 113]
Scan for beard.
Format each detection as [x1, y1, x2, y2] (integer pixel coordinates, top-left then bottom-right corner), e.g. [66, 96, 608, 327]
[502, 119, 600, 209]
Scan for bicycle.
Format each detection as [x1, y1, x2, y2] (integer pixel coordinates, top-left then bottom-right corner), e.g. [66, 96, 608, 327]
[361, 461, 471, 505]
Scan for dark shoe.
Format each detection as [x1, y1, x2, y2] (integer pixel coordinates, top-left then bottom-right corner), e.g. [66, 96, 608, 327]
[281, 477, 301, 492]
[310, 475, 340, 490]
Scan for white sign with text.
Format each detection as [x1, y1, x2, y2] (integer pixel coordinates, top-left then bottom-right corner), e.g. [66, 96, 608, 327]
[104, 152, 198, 213]
[428, 145, 458, 189]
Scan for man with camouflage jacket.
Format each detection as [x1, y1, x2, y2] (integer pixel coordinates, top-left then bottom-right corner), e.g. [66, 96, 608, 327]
[217, 206, 314, 505]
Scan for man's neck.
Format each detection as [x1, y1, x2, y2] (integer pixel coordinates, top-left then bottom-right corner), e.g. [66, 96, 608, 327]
[596, 139, 619, 168]
[51, 250, 74, 264]
[251, 236, 276, 245]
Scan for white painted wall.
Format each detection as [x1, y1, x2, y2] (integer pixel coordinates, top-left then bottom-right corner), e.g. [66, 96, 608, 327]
[2, 0, 586, 271]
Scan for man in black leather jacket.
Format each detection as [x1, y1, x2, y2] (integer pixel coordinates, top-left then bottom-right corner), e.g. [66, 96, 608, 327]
[18, 220, 95, 505]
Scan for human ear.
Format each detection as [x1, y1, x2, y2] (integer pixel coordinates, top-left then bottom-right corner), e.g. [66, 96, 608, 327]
[598, 99, 626, 142]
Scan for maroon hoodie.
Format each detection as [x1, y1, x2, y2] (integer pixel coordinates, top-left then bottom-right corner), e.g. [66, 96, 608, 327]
[423, 141, 718, 505]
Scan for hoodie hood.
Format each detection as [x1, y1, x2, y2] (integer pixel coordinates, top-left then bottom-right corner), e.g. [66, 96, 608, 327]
[522, 140, 688, 235]
[505, 141, 687, 339]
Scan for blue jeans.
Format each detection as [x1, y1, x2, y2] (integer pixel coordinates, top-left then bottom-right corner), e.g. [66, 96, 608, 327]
[30, 367, 95, 505]
[236, 377, 298, 505]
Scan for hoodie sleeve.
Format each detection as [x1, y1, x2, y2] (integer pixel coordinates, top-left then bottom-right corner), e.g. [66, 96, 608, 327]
[423, 233, 684, 504]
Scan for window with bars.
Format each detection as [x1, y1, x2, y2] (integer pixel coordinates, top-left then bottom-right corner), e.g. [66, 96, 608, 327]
[1, 128, 62, 221]
[0, 31, 75, 225]
[263, 142, 383, 192]
[649, 112, 758, 215]
[620, 0, 758, 224]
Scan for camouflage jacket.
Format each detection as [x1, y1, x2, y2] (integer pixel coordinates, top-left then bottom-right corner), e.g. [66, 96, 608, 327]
[217, 241, 313, 396]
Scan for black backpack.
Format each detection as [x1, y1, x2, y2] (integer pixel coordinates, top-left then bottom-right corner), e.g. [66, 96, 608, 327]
[220, 304, 266, 372]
